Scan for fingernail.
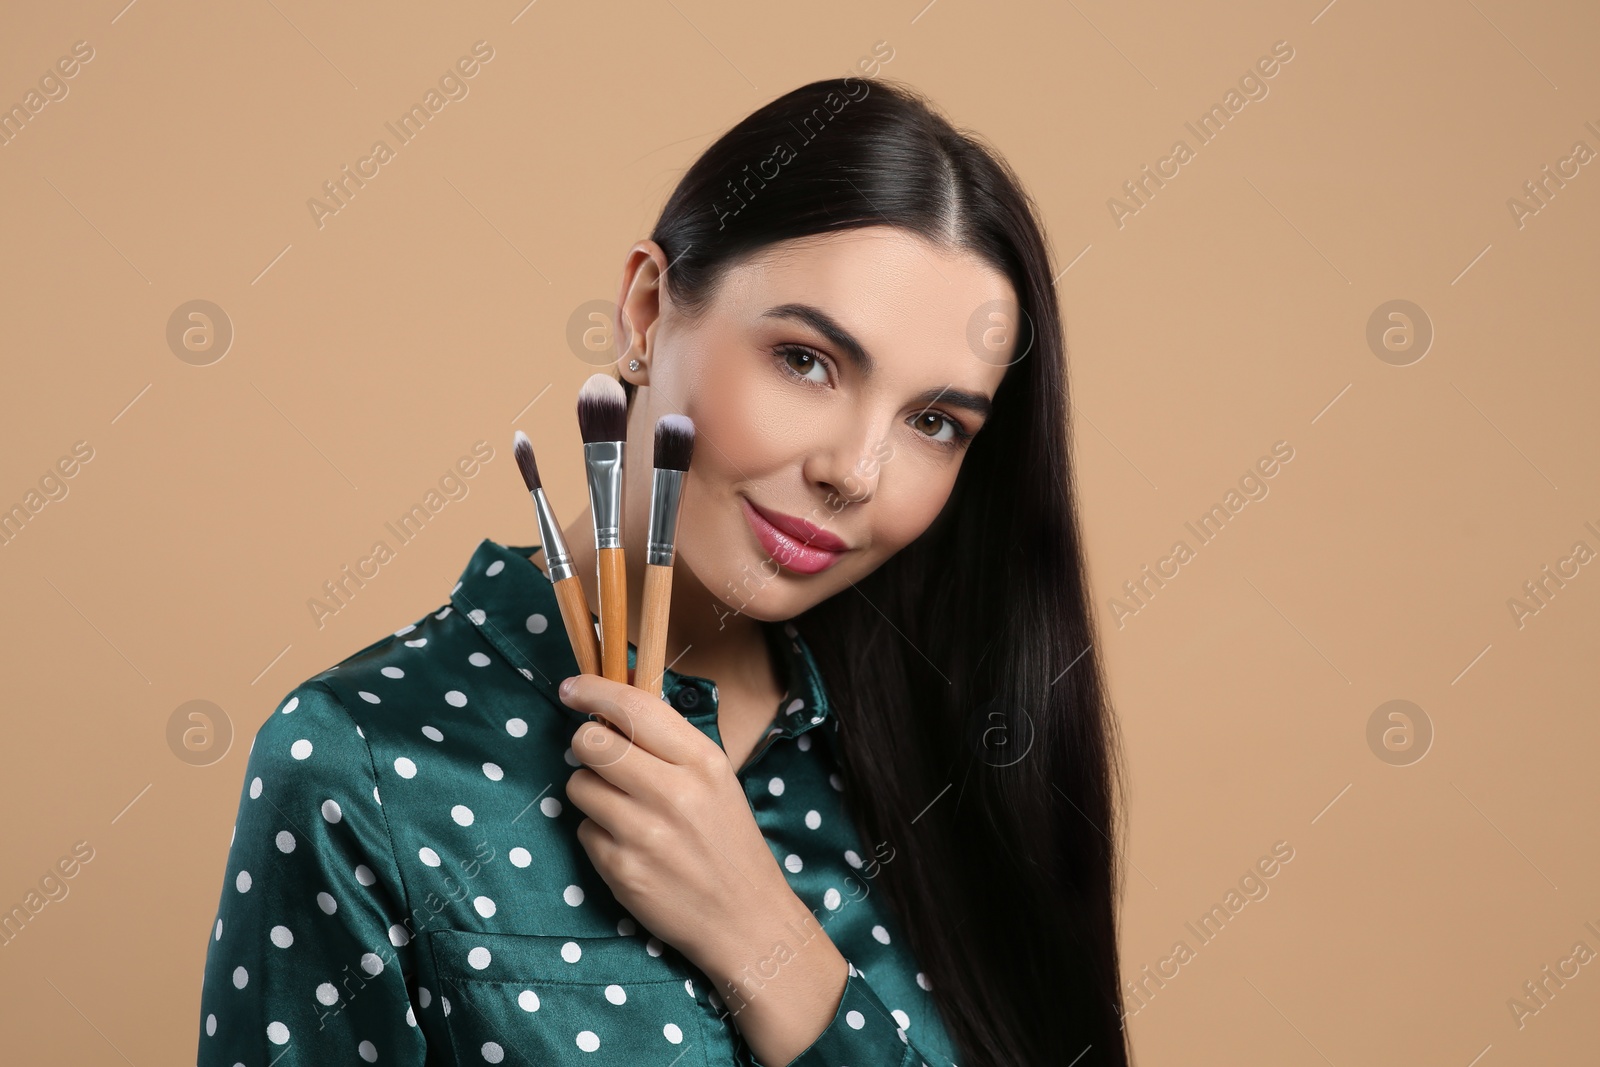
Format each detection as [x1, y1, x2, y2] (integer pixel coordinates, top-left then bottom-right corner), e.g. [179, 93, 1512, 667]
[559, 677, 575, 700]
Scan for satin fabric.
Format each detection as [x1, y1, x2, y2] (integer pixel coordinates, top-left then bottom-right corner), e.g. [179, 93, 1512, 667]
[198, 537, 959, 1066]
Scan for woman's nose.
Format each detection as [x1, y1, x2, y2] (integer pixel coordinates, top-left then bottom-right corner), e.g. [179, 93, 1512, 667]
[805, 416, 889, 506]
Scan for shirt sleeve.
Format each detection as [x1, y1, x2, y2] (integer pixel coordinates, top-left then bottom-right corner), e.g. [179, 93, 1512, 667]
[757, 959, 924, 1067]
[197, 680, 426, 1066]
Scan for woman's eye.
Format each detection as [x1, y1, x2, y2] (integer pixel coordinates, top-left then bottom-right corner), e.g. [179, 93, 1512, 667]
[775, 344, 972, 449]
[778, 345, 830, 384]
[910, 411, 960, 444]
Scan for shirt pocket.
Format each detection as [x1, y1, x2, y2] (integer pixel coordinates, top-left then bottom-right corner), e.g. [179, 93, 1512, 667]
[426, 928, 717, 1066]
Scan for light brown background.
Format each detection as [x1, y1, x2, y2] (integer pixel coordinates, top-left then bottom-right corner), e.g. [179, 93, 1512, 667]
[3, 0, 1597, 1063]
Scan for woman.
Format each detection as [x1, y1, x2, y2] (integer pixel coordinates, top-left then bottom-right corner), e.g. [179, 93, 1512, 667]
[198, 76, 1129, 1066]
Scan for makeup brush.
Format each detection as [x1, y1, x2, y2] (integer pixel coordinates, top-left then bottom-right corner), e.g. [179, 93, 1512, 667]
[576, 373, 630, 684]
[513, 430, 601, 678]
[634, 415, 696, 699]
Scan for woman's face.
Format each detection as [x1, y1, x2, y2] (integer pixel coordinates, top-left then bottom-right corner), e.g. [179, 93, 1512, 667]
[619, 225, 1017, 624]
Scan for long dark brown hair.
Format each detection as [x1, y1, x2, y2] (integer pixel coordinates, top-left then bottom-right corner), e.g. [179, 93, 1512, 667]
[619, 77, 1130, 1066]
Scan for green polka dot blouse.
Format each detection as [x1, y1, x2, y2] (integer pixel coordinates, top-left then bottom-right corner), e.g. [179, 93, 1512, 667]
[198, 537, 960, 1066]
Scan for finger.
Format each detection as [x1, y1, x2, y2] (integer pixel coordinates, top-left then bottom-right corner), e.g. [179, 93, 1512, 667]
[559, 673, 705, 766]
[575, 814, 619, 863]
[570, 717, 650, 781]
[572, 718, 699, 805]
[556, 673, 622, 732]
[567, 765, 634, 837]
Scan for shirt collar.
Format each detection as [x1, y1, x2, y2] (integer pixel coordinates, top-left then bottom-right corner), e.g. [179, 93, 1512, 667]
[446, 538, 832, 737]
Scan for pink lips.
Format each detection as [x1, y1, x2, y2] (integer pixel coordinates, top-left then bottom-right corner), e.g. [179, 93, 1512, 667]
[740, 497, 848, 574]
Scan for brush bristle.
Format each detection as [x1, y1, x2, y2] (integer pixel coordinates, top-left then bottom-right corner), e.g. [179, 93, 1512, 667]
[512, 430, 541, 492]
[653, 414, 695, 472]
[576, 373, 628, 444]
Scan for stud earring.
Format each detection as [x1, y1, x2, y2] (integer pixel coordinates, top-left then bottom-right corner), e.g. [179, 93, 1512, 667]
[627, 359, 641, 372]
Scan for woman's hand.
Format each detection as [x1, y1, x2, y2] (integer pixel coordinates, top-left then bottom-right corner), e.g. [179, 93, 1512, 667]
[557, 672, 801, 977]
[559, 672, 854, 1064]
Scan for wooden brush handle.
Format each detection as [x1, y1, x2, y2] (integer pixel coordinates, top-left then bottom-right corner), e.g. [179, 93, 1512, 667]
[597, 546, 628, 683]
[552, 574, 601, 677]
[634, 563, 674, 699]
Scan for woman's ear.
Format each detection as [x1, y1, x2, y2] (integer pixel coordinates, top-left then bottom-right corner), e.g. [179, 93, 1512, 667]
[616, 240, 669, 384]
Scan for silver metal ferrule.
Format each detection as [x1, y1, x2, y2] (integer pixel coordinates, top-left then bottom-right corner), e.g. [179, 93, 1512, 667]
[530, 487, 576, 583]
[583, 440, 625, 549]
[646, 468, 686, 566]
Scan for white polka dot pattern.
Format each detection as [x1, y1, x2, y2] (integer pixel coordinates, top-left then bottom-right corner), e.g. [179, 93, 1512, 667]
[195, 540, 955, 1067]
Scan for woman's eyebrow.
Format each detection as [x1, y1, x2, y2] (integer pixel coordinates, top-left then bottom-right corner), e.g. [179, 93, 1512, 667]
[761, 303, 876, 373]
[913, 385, 993, 420]
[763, 302, 994, 419]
